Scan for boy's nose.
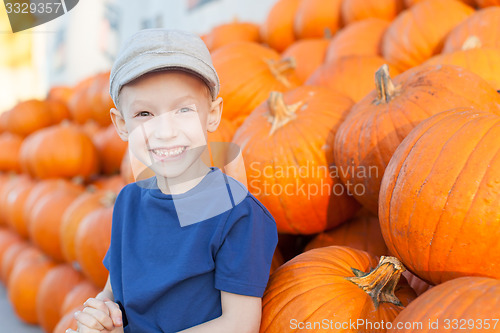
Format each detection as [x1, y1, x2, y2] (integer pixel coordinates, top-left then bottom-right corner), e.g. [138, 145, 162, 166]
[152, 112, 179, 140]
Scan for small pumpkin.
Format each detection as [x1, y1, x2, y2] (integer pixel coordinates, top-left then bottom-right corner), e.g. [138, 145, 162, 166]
[382, 0, 474, 70]
[260, 0, 301, 52]
[281, 38, 330, 83]
[341, 0, 404, 25]
[261, 247, 416, 332]
[205, 21, 260, 51]
[0, 132, 23, 173]
[93, 123, 128, 175]
[293, 0, 343, 39]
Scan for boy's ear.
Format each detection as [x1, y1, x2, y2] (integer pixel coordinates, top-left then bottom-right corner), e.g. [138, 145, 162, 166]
[207, 97, 223, 133]
[110, 108, 129, 141]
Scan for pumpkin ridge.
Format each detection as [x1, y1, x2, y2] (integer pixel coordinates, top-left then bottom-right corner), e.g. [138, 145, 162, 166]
[404, 114, 477, 278]
[419, 115, 499, 281]
[429, 118, 500, 281]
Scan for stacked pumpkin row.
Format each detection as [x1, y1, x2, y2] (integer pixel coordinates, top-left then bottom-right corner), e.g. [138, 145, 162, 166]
[200, 0, 500, 331]
[0, 71, 132, 332]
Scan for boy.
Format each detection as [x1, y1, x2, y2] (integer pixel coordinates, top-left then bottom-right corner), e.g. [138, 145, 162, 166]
[68, 29, 278, 333]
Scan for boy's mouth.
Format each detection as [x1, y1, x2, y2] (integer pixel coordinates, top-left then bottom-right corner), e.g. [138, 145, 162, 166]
[150, 146, 187, 160]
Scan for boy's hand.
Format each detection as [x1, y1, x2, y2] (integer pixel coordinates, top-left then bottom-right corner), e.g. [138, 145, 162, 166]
[66, 297, 124, 333]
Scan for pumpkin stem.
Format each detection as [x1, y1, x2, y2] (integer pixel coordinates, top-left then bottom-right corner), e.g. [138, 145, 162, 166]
[266, 58, 296, 89]
[345, 256, 406, 309]
[374, 64, 396, 105]
[461, 36, 482, 50]
[266, 92, 303, 135]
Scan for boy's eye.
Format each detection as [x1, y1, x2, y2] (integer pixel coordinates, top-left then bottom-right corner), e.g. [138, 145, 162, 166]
[137, 111, 151, 117]
[178, 107, 194, 113]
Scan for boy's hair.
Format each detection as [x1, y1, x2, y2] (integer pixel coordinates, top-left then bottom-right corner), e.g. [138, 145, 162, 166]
[109, 29, 220, 109]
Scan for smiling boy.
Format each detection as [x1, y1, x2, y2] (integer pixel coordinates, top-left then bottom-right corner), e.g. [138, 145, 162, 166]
[68, 29, 278, 333]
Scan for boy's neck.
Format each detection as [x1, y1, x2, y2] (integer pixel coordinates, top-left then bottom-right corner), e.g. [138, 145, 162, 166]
[155, 162, 212, 195]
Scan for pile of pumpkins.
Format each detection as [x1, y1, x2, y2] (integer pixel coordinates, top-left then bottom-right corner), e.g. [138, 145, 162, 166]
[0, 0, 499, 331]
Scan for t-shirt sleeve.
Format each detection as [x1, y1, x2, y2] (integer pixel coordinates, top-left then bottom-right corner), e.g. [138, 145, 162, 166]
[214, 196, 278, 297]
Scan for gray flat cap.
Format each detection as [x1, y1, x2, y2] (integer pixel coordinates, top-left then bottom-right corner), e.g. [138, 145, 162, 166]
[109, 29, 220, 107]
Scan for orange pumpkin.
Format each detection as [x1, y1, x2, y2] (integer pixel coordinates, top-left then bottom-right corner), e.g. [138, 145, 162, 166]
[305, 214, 389, 257]
[212, 41, 300, 121]
[424, 44, 500, 91]
[61, 190, 116, 263]
[29, 184, 84, 262]
[53, 308, 80, 333]
[60, 280, 100, 316]
[270, 249, 285, 275]
[306, 55, 402, 102]
[260, 247, 416, 332]
[4, 176, 35, 238]
[404, 0, 475, 7]
[325, 18, 389, 64]
[47, 86, 73, 105]
[47, 99, 71, 124]
[68, 76, 95, 125]
[7, 247, 56, 324]
[334, 64, 500, 214]
[88, 71, 114, 127]
[90, 175, 126, 193]
[19, 121, 100, 180]
[382, 0, 474, 71]
[36, 264, 84, 333]
[443, 7, 500, 53]
[341, 0, 404, 25]
[5, 99, 55, 137]
[0, 227, 23, 281]
[281, 39, 329, 83]
[0, 132, 23, 173]
[379, 109, 500, 285]
[293, 0, 343, 39]
[260, 0, 301, 52]
[232, 86, 359, 234]
[0, 240, 30, 285]
[93, 123, 128, 175]
[402, 271, 432, 296]
[0, 174, 31, 226]
[205, 21, 260, 51]
[75, 206, 113, 288]
[475, 0, 500, 7]
[391, 277, 500, 332]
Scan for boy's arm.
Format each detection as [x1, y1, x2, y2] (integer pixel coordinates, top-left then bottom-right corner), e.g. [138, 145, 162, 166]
[96, 274, 115, 301]
[176, 291, 261, 333]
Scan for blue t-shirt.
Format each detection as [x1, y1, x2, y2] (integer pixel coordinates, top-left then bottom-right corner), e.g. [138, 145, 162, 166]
[103, 167, 278, 333]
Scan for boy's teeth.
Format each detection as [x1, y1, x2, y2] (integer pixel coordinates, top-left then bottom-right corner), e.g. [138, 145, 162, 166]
[153, 147, 186, 157]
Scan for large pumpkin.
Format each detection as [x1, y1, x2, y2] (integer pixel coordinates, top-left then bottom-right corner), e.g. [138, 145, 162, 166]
[260, 247, 416, 332]
[382, 0, 474, 71]
[379, 109, 500, 285]
[260, 0, 301, 52]
[19, 121, 100, 180]
[324, 18, 389, 64]
[334, 64, 500, 214]
[293, 0, 343, 39]
[475, 0, 500, 7]
[232, 86, 359, 234]
[306, 55, 402, 103]
[75, 205, 113, 288]
[390, 277, 500, 332]
[443, 7, 500, 53]
[341, 0, 404, 25]
[36, 264, 84, 333]
[212, 41, 300, 122]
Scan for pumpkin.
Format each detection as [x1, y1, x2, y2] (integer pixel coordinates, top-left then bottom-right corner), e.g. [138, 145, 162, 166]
[307, 55, 402, 103]
[270, 249, 285, 275]
[205, 21, 260, 51]
[305, 214, 389, 257]
[281, 39, 329, 83]
[293, 0, 343, 39]
[53, 308, 80, 333]
[93, 123, 128, 175]
[19, 121, 100, 180]
[475, 0, 500, 7]
[68, 76, 95, 125]
[391, 277, 500, 332]
[402, 271, 432, 296]
[0, 132, 23, 172]
[47, 99, 71, 124]
[260, 0, 300, 52]
[325, 18, 389, 64]
[260, 247, 416, 332]
[379, 109, 500, 285]
[341, 0, 404, 25]
[334, 64, 500, 214]
[0, 174, 31, 226]
[207, 117, 239, 173]
[47, 86, 73, 105]
[382, 0, 474, 71]
[60, 280, 100, 317]
[443, 7, 500, 53]
[0, 228, 23, 281]
[75, 205, 113, 288]
[232, 86, 359, 234]
[29, 184, 84, 262]
[212, 41, 300, 121]
[424, 42, 500, 91]
[404, 0, 476, 7]
[5, 99, 55, 137]
[7, 246, 56, 324]
[0, 240, 30, 285]
[61, 190, 116, 263]
[90, 174, 126, 193]
[4, 176, 35, 238]
[88, 71, 115, 127]
[0, 111, 9, 133]
[36, 264, 84, 333]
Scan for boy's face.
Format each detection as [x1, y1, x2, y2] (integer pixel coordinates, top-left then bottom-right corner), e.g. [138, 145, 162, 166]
[110, 70, 222, 180]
